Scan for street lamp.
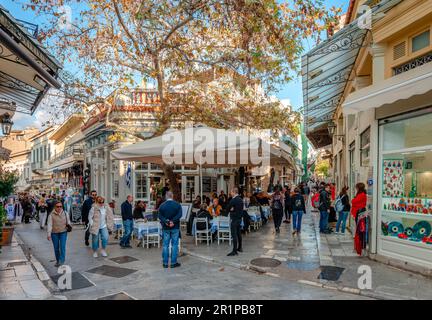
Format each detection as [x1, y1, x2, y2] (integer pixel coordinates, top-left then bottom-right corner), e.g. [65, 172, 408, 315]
[327, 122, 336, 136]
[1, 113, 13, 136]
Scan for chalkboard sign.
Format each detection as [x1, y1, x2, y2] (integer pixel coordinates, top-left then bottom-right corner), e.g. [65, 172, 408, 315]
[71, 205, 82, 223]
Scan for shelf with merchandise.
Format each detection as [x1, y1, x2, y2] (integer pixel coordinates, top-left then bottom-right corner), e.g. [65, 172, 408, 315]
[382, 209, 432, 220]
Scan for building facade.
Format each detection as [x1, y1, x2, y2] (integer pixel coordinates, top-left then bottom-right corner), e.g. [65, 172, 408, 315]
[303, 0, 432, 273]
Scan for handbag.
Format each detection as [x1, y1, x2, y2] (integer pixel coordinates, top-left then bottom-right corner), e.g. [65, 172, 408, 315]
[66, 224, 72, 232]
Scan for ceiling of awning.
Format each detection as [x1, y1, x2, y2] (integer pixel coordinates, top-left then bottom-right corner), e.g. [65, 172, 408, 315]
[301, 22, 368, 148]
[0, 5, 62, 114]
[301, 0, 405, 149]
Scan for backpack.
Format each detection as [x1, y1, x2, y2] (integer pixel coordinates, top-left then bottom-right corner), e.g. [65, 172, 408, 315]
[312, 193, 320, 208]
[272, 197, 283, 210]
[335, 195, 346, 212]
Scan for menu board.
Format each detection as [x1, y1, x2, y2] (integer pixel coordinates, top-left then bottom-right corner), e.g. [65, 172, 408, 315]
[202, 177, 212, 192]
[383, 159, 404, 198]
[180, 203, 192, 221]
[71, 204, 82, 223]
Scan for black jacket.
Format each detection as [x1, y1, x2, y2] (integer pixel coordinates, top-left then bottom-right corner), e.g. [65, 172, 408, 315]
[196, 209, 212, 230]
[226, 195, 243, 221]
[121, 201, 133, 220]
[81, 197, 94, 223]
[291, 193, 306, 212]
[318, 190, 331, 211]
[340, 194, 351, 212]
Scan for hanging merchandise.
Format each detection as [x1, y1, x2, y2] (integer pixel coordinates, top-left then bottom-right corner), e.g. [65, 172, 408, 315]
[382, 159, 404, 198]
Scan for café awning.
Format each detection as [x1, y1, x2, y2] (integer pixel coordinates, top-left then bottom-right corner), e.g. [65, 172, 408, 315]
[343, 58, 432, 114]
[0, 5, 62, 114]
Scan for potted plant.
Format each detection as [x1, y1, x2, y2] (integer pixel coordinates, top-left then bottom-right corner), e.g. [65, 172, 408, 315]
[0, 167, 18, 248]
[0, 204, 14, 247]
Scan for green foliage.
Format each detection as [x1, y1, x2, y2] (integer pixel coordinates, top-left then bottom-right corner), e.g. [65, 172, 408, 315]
[0, 167, 19, 198]
[0, 204, 6, 252]
[315, 159, 330, 178]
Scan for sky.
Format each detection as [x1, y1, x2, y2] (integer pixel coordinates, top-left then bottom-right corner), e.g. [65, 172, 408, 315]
[3, 0, 349, 130]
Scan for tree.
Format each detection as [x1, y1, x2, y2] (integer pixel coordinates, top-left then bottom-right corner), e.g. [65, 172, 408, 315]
[315, 159, 330, 178]
[23, 0, 340, 200]
[0, 166, 19, 198]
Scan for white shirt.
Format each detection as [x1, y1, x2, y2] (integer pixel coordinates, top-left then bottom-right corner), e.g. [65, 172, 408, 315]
[99, 206, 107, 229]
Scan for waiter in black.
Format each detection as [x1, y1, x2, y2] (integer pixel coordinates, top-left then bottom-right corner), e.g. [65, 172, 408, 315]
[226, 187, 243, 256]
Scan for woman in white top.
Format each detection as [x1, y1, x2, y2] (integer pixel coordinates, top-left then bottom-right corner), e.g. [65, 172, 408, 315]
[88, 196, 114, 258]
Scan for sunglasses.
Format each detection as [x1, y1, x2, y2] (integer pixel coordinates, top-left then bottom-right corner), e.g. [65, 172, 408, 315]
[55, 205, 62, 208]
[98, 201, 104, 204]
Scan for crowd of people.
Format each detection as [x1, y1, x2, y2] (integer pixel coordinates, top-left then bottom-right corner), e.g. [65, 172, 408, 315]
[5, 177, 369, 269]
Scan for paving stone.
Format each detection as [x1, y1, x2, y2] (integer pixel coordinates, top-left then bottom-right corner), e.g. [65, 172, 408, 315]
[330, 249, 346, 256]
[86, 265, 138, 278]
[109, 256, 139, 264]
[51, 272, 95, 291]
[97, 292, 135, 300]
[0, 269, 16, 278]
[20, 279, 51, 299]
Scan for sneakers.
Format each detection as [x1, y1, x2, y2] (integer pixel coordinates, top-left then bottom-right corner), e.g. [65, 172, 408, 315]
[101, 250, 108, 257]
[227, 251, 238, 256]
[171, 262, 181, 268]
[237, 248, 243, 253]
[275, 228, 280, 233]
[163, 264, 169, 268]
[292, 230, 297, 235]
[93, 252, 98, 258]
[85, 240, 90, 247]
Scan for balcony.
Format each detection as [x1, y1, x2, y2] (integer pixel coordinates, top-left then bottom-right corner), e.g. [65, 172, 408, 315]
[31, 162, 43, 170]
[50, 145, 84, 166]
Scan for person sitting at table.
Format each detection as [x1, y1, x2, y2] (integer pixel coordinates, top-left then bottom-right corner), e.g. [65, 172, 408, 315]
[196, 204, 213, 231]
[208, 198, 222, 217]
[192, 195, 201, 209]
[133, 201, 146, 220]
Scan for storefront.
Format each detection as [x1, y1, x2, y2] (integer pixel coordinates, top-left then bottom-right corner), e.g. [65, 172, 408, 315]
[378, 108, 432, 268]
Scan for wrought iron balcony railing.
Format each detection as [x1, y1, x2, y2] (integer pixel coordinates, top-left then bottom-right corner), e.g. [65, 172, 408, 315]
[50, 145, 84, 165]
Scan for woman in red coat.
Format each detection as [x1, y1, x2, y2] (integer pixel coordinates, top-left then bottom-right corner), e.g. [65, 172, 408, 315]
[351, 183, 368, 255]
[351, 183, 367, 221]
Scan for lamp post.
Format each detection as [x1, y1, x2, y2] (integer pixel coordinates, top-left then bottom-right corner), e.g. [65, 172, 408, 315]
[1, 113, 13, 136]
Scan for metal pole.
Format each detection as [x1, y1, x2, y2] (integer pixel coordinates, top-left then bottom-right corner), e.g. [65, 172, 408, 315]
[199, 164, 203, 200]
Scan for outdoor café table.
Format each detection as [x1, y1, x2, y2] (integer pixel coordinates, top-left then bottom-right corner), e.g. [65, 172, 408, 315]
[133, 221, 162, 240]
[191, 216, 243, 236]
[113, 217, 123, 231]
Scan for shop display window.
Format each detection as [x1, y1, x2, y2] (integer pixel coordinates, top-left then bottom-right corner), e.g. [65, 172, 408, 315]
[380, 116, 432, 247]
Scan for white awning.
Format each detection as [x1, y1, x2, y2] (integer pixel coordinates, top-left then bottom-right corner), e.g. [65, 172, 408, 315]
[343, 62, 432, 115]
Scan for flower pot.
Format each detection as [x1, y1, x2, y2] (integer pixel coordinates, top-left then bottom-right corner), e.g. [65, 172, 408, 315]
[0, 226, 14, 246]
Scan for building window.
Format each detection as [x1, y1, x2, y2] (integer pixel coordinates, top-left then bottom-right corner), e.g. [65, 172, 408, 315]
[412, 30, 430, 53]
[112, 172, 119, 198]
[360, 127, 370, 167]
[44, 145, 47, 161]
[135, 172, 147, 200]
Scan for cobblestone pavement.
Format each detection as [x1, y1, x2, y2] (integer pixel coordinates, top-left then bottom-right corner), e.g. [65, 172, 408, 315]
[9, 221, 370, 300]
[8, 205, 432, 300]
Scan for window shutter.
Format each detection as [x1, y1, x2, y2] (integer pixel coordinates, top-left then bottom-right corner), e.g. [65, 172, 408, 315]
[393, 41, 406, 60]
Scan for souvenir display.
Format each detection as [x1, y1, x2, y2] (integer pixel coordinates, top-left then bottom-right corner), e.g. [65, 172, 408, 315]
[382, 197, 432, 215]
[382, 159, 404, 197]
[381, 217, 432, 243]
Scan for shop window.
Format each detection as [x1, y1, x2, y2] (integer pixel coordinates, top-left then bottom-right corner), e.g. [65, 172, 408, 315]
[360, 127, 370, 167]
[135, 162, 147, 170]
[135, 172, 147, 199]
[412, 30, 430, 53]
[380, 112, 432, 258]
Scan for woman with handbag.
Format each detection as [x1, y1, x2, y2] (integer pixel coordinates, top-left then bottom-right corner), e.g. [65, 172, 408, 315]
[47, 200, 72, 267]
[88, 196, 114, 258]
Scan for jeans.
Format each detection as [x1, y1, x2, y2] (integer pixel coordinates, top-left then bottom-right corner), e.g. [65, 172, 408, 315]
[162, 229, 180, 266]
[51, 232, 67, 264]
[284, 205, 292, 221]
[272, 209, 283, 229]
[292, 211, 304, 232]
[230, 219, 242, 252]
[319, 210, 329, 232]
[120, 219, 133, 246]
[92, 227, 109, 251]
[336, 211, 349, 233]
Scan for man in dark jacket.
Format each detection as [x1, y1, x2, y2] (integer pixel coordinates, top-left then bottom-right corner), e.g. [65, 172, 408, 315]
[120, 195, 134, 248]
[283, 185, 292, 224]
[82, 190, 97, 246]
[319, 184, 331, 233]
[226, 187, 243, 256]
[158, 191, 182, 268]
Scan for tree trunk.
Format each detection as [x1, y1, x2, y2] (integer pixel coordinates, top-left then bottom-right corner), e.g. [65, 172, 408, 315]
[161, 163, 182, 202]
